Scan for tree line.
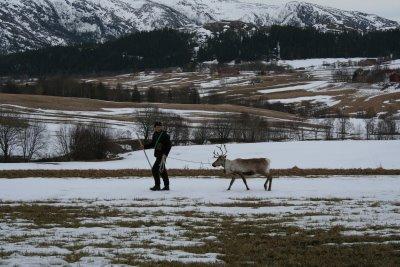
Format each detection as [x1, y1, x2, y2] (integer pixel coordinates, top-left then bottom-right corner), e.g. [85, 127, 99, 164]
[198, 26, 400, 63]
[0, 28, 196, 76]
[2, 106, 398, 163]
[0, 26, 399, 76]
[0, 77, 201, 104]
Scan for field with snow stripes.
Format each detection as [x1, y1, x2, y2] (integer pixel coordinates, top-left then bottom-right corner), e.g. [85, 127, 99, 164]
[1, 177, 400, 265]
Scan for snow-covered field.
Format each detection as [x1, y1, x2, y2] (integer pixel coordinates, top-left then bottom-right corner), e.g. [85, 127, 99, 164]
[279, 58, 369, 69]
[258, 80, 330, 94]
[1, 140, 399, 170]
[1, 176, 399, 265]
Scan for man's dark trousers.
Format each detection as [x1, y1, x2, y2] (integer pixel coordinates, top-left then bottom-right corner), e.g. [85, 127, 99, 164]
[152, 157, 169, 187]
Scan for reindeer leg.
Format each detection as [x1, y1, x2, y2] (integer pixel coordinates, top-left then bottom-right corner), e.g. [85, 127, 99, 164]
[239, 174, 250, 190]
[267, 174, 272, 191]
[227, 176, 236, 191]
[264, 178, 268, 191]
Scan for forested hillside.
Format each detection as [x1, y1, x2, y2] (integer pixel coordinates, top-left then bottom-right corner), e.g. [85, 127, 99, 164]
[198, 26, 400, 62]
[0, 26, 399, 76]
[0, 29, 195, 76]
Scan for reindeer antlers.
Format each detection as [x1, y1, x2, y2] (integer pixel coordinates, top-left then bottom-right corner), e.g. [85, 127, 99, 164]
[213, 144, 228, 158]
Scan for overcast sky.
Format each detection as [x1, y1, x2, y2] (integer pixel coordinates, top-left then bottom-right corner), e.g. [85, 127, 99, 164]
[248, 0, 400, 22]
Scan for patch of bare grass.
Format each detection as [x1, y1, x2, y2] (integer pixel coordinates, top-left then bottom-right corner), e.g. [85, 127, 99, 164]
[0, 204, 120, 228]
[64, 251, 90, 263]
[207, 201, 293, 208]
[307, 197, 353, 202]
[2, 168, 400, 179]
[214, 218, 400, 266]
[0, 250, 12, 259]
[115, 220, 167, 228]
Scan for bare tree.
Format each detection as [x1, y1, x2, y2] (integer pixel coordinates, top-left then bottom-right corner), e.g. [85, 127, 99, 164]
[18, 120, 47, 161]
[193, 120, 211, 144]
[56, 125, 72, 159]
[323, 118, 335, 140]
[211, 116, 234, 143]
[311, 126, 320, 140]
[364, 118, 375, 140]
[0, 109, 24, 162]
[135, 107, 190, 145]
[135, 106, 162, 140]
[234, 113, 267, 143]
[376, 117, 397, 140]
[161, 112, 190, 145]
[335, 109, 353, 140]
[336, 118, 353, 140]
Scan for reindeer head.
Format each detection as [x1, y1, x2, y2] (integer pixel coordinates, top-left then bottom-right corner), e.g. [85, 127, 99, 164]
[212, 145, 227, 167]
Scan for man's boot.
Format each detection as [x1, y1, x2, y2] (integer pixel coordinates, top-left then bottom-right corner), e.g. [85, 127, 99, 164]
[150, 185, 161, 191]
[161, 185, 169, 191]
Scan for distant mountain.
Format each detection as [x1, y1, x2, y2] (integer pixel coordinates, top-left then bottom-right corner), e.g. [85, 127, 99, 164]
[1, 0, 399, 54]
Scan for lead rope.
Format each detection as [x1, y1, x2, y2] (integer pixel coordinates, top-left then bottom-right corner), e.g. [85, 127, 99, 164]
[167, 156, 213, 166]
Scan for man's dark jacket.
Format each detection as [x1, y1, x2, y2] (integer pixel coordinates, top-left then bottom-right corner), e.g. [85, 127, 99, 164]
[144, 131, 172, 157]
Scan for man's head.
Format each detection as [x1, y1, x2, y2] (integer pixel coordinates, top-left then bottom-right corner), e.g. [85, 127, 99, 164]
[154, 121, 163, 132]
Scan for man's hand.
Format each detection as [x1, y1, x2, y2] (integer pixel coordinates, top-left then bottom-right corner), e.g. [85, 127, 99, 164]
[159, 155, 167, 172]
[139, 143, 144, 150]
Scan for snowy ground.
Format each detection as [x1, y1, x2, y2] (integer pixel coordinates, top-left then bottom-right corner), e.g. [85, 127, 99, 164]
[1, 140, 399, 171]
[1, 176, 399, 265]
[279, 58, 370, 69]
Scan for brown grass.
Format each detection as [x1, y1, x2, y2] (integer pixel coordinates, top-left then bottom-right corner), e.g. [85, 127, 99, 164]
[0, 204, 120, 227]
[2, 201, 400, 265]
[0, 93, 299, 120]
[215, 219, 400, 266]
[1, 167, 400, 178]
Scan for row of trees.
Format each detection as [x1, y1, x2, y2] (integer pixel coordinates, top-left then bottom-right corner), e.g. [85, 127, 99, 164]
[0, 77, 201, 104]
[0, 109, 123, 162]
[198, 26, 400, 63]
[2, 107, 398, 162]
[135, 107, 399, 145]
[1, 26, 399, 76]
[314, 113, 399, 141]
[135, 107, 328, 145]
[364, 116, 399, 140]
[0, 29, 195, 76]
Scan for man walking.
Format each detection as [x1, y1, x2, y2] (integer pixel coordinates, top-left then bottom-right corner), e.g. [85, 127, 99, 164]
[141, 122, 172, 191]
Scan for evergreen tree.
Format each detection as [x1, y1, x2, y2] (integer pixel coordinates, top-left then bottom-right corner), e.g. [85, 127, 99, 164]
[131, 85, 141, 102]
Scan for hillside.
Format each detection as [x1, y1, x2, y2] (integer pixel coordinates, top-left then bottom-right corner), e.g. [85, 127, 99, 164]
[0, 0, 399, 54]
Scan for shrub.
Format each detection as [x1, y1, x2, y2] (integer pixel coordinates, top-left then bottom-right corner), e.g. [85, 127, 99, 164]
[56, 123, 115, 161]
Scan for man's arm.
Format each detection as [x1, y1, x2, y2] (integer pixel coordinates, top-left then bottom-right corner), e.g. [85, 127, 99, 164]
[143, 134, 155, 149]
[160, 134, 171, 171]
[162, 133, 172, 156]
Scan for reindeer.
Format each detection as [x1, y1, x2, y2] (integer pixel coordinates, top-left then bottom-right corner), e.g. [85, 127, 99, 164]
[212, 145, 272, 191]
